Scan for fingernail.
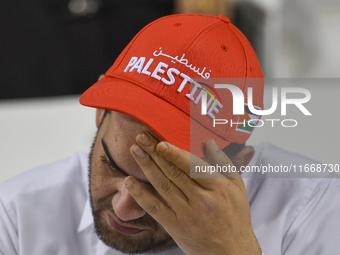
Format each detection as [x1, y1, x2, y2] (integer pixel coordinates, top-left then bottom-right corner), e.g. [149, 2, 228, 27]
[212, 139, 219, 151]
[133, 145, 147, 159]
[138, 133, 151, 146]
[157, 142, 168, 153]
[124, 177, 133, 188]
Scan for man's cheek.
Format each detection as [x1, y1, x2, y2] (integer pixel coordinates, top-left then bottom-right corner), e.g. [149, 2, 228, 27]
[90, 166, 117, 198]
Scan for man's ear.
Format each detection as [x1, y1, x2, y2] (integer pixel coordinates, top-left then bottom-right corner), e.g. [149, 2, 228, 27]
[95, 75, 106, 128]
[96, 109, 106, 128]
[232, 146, 255, 171]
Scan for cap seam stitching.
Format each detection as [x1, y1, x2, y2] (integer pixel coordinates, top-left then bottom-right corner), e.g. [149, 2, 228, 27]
[158, 17, 222, 107]
[108, 15, 184, 73]
[228, 24, 248, 88]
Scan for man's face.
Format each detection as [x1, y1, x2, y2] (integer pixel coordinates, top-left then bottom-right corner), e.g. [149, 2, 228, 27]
[89, 111, 176, 254]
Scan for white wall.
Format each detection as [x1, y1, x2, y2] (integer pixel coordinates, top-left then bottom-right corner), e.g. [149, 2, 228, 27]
[243, 0, 340, 78]
[0, 96, 96, 183]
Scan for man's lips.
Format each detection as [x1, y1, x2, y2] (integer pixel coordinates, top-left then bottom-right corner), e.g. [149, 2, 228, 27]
[108, 214, 146, 235]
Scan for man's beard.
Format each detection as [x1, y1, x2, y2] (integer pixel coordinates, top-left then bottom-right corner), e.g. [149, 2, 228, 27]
[88, 131, 176, 254]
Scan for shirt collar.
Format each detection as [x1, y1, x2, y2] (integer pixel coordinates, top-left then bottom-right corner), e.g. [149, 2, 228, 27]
[78, 199, 94, 232]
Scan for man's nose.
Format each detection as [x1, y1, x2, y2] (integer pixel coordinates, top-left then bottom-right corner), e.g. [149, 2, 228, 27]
[111, 182, 146, 221]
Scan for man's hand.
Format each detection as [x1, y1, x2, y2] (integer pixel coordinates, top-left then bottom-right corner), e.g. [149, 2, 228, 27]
[125, 131, 262, 255]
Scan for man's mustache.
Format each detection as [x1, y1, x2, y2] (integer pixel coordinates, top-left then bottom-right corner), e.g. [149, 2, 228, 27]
[92, 194, 160, 230]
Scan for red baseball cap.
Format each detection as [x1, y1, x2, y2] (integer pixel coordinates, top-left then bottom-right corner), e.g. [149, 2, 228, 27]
[80, 14, 264, 158]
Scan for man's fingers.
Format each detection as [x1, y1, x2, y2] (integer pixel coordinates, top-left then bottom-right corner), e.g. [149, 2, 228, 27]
[135, 131, 236, 191]
[124, 176, 176, 228]
[204, 139, 246, 190]
[130, 144, 189, 210]
[135, 132, 203, 194]
[204, 139, 241, 179]
[156, 140, 232, 190]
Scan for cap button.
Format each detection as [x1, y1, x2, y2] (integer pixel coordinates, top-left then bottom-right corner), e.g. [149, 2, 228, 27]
[217, 15, 230, 24]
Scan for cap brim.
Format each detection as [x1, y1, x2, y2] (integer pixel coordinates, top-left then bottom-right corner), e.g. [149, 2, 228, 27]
[80, 76, 231, 158]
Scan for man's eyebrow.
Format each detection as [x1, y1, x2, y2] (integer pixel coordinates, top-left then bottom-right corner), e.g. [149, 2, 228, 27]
[101, 138, 151, 185]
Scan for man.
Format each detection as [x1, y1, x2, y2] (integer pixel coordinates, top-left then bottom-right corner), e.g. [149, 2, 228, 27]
[0, 14, 339, 255]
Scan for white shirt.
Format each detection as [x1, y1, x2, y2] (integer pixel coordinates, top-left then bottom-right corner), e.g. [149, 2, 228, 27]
[0, 143, 339, 255]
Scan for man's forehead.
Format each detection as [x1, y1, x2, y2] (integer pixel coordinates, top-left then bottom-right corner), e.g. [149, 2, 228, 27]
[101, 111, 158, 183]
[108, 111, 163, 142]
[117, 112, 141, 123]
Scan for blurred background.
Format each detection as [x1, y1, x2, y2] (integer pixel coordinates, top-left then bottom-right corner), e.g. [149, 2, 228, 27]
[1, 0, 340, 182]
